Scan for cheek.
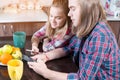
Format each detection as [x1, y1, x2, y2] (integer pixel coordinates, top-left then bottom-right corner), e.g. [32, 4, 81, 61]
[75, 10, 81, 20]
[58, 19, 66, 26]
[76, 16, 81, 26]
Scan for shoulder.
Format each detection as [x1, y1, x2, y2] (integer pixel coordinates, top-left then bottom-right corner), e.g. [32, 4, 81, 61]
[92, 22, 112, 37]
[89, 21, 115, 43]
[38, 25, 46, 31]
[33, 25, 46, 36]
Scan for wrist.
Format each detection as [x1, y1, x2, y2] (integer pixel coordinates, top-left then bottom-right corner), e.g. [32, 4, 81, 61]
[32, 43, 38, 47]
[43, 53, 49, 61]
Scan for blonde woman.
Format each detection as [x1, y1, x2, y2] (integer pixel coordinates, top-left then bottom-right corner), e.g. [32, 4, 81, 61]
[31, 0, 72, 54]
[28, 0, 120, 80]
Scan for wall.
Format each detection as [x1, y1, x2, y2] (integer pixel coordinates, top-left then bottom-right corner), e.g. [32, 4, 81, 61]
[0, 0, 53, 7]
[0, 0, 19, 7]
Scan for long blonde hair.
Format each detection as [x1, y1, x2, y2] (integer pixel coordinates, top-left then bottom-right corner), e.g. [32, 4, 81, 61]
[45, 0, 71, 39]
[73, 0, 107, 38]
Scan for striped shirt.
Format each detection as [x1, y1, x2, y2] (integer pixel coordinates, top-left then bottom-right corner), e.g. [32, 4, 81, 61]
[33, 26, 72, 52]
[63, 22, 120, 80]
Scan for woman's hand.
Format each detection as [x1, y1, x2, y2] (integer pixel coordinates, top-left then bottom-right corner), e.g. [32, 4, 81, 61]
[31, 53, 49, 62]
[31, 46, 39, 55]
[27, 60, 49, 76]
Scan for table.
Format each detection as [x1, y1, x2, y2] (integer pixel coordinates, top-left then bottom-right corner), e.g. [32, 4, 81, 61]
[0, 37, 78, 80]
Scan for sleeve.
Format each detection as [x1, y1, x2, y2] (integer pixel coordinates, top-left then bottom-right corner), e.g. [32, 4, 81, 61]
[33, 26, 46, 38]
[67, 73, 79, 80]
[43, 32, 73, 52]
[63, 36, 78, 53]
[53, 34, 73, 48]
[67, 33, 109, 80]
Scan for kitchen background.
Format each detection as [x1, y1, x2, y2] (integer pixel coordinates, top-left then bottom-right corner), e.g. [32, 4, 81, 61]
[0, 0, 53, 7]
[0, 0, 120, 47]
[0, 0, 53, 13]
[0, 0, 120, 15]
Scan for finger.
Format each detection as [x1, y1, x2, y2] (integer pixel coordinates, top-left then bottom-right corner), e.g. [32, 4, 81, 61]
[31, 53, 35, 55]
[37, 57, 46, 63]
[31, 52, 38, 55]
[31, 54, 40, 59]
[32, 47, 39, 52]
[37, 59, 45, 64]
[27, 62, 34, 68]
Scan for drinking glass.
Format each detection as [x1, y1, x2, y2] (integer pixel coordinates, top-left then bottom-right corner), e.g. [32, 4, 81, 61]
[7, 59, 23, 80]
[13, 31, 26, 48]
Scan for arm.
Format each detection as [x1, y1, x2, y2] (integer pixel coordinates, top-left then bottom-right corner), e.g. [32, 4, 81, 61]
[31, 36, 40, 48]
[31, 36, 75, 62]
[45, 48, 67, 61]
[31, 26, 46, 54]
[31, 48, 68, 62]
[28, 48, 69, 80]
[31, 36, 40, 54]
[28, 59, 68, 80]
[38, 36, 77, 62]
[28, 36, 77, 80]
[43, 69, 68, 80]
[42, 34, 73, 52]
[43, 36, 77, 62]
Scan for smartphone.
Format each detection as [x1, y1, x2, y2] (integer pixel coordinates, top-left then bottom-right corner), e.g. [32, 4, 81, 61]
[22, 54, 35, 62]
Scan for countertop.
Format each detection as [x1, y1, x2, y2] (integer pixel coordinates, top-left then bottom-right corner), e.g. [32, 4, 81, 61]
[0, 37, 78, 80]
[0, 10, 120, 23]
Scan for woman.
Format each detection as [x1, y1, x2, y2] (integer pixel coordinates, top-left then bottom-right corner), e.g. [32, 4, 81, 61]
[31, 0, 72, 55]
[28, 0, 120, 80]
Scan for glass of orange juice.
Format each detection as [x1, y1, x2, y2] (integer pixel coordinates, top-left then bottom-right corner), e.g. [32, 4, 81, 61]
[7, 59, 23, 80]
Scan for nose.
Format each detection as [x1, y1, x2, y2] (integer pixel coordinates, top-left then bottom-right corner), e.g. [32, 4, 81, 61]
[68, 10, 72, 17]
[68, 11, 70, 17]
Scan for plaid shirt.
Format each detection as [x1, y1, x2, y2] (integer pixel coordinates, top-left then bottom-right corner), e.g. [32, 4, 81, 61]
[63, 22, 120, 80]
[33, 26, 72, 52]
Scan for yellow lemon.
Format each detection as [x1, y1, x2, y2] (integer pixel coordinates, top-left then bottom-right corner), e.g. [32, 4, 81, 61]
[12, 47, 20, 54]
[2, 44, 13, 54]
[12, 50, 22, 60]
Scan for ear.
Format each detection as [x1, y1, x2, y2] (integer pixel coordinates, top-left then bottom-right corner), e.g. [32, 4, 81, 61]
[41, 6, 50, 16]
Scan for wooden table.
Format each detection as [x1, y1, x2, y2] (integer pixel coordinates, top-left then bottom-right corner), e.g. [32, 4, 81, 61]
[0, 37, 78, 80]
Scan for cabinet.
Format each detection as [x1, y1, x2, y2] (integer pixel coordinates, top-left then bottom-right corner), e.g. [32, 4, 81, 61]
[108, 21, 120, 47]
[0, 22, 45, 37]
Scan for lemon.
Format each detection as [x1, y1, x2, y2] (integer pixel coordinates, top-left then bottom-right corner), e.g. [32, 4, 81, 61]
[2, 44, 13, 54]
[12, 50, 22, 60]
